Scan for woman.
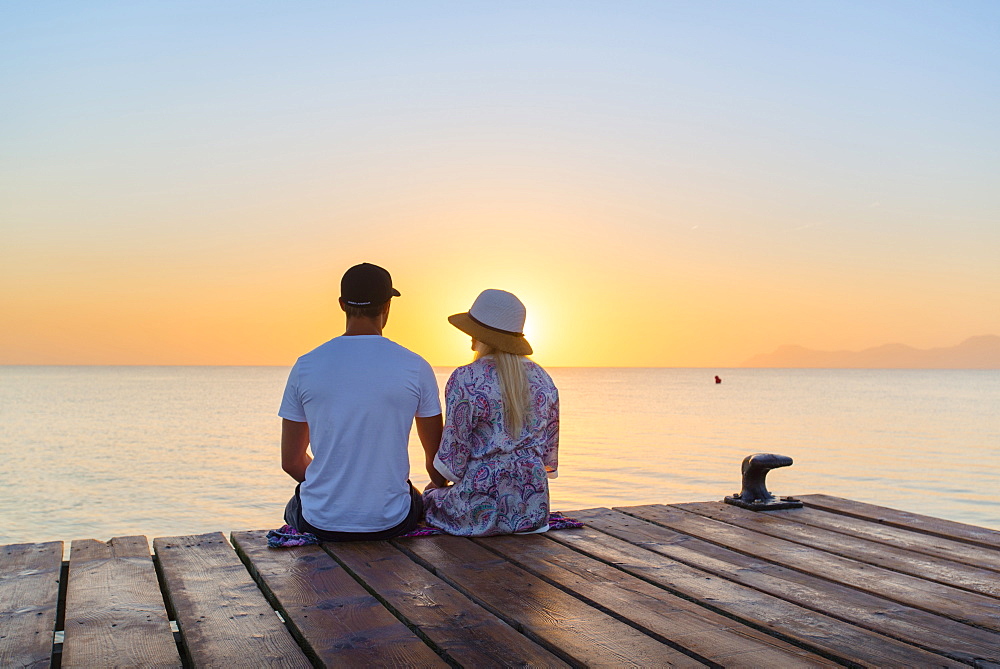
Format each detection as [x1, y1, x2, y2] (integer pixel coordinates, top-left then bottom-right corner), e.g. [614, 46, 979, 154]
[423, 289, 559, 536]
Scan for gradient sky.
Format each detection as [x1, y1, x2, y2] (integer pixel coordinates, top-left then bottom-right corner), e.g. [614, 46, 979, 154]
[3, 1, 998, 367]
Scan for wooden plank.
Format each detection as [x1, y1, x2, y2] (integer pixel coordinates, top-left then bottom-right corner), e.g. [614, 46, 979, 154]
[559, 507, 991, 666]
[62, 536, 180, 668]
[230, 531, 444, 668]
[0, 541, 62, 669]
[473, 532, 839, 668]
[760, 503, 1000, 573]
[153, 532, 310, 668]
[623, 503, 1000, 632]
[675, 501, 1000, 598]
[798, 493, 1000, 550]
[328, 539, 568, 668]
[399, 534, 706, 667]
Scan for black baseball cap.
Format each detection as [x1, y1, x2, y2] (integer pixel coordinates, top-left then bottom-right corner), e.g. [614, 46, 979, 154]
[340, 263, 400, 306]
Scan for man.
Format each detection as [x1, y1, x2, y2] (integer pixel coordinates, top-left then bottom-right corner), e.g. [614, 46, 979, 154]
[279, 262, 447, 540]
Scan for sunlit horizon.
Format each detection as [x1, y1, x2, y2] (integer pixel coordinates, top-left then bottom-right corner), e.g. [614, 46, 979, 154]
[3, 2, 998, 368]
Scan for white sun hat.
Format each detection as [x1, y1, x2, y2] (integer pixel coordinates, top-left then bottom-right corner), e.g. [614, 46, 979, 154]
[447, 289, 532, 355]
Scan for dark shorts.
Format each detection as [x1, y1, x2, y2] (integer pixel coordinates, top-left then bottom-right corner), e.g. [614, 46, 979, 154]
[283, 481, 423, 542]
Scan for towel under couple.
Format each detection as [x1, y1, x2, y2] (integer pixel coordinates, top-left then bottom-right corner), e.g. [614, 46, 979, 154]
[278, 262, 559, 540]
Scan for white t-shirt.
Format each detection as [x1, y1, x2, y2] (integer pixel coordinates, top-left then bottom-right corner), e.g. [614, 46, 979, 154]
[279, 335, 441, 532]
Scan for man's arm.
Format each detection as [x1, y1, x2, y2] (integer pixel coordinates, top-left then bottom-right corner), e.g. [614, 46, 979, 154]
[281, 418, 312, 483]
[415, 414, 447, 489]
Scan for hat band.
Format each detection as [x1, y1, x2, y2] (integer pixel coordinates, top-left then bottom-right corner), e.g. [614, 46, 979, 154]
[468, 313, 525, 337]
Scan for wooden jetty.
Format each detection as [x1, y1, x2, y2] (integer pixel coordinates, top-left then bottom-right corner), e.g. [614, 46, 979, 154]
[3, 494, 1000, 667]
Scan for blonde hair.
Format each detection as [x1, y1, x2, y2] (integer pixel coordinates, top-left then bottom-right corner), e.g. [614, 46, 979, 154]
[474, 341, 530, 435]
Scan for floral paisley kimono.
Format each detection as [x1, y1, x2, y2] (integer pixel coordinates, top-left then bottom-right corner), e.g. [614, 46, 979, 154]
[423, 356, 559, 536]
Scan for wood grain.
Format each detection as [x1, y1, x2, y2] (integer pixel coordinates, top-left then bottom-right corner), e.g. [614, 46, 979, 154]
[7, 497, 1000, 668]
[475, 532, 838, 668]
[62, 536, 180, 668]
[798, 494, 1000, 550]
[560, 507, 986, 666]
[231, 530, 444, 668]
[330, 538, 568, 668]
[622, 504, 1000, 632]
[0, 541, 62, 668]
[675, 501, 1000, 598]
[762, 503, 1000, 573]
[153, 532, 310, 668]
[400, 534, 706, 667]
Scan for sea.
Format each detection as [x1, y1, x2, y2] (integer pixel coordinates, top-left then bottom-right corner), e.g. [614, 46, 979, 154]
[1, 366, 998, 547]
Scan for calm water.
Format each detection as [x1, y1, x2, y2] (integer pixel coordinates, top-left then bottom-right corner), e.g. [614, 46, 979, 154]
[1, 366, 998, 546]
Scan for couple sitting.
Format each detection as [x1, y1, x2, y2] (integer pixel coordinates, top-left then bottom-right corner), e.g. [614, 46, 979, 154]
[279, 262, 559, 540]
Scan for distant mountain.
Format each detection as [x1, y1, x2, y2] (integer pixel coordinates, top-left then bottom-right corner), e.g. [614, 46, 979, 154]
[744, 335, 1000, 369]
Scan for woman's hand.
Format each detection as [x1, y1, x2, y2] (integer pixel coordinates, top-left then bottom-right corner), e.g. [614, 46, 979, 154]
[423, 480, 450, 493]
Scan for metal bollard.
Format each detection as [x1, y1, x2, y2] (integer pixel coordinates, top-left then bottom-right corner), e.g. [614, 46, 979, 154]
[724, 453, 803, 510]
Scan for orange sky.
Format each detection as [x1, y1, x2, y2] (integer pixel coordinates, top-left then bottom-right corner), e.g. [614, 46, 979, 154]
[3, 3, 998, 367]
